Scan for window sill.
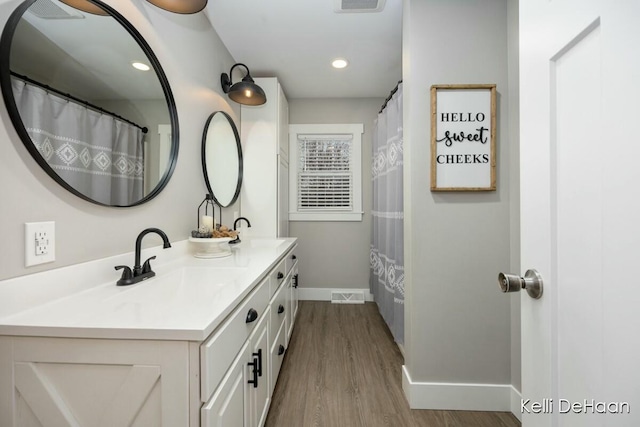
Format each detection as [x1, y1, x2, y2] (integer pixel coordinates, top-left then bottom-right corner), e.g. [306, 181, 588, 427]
[289, 212, 363, 222]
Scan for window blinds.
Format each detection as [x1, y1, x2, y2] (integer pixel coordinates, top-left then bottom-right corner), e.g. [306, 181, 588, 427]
[297, 135, 353, 210]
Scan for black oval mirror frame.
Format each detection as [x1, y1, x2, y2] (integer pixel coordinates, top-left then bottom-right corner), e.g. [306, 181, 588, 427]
[201, 111, 242, 207]
[0, 0, 179, 207]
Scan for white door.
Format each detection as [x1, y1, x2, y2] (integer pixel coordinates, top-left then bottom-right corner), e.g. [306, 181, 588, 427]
[520, 1, 640, 426]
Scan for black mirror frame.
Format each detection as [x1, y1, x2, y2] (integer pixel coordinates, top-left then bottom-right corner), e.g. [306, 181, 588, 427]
[201, 111, 243, 208]
[0, 0, 180, 207]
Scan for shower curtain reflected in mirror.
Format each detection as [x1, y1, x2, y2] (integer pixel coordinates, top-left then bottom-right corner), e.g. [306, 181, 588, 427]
[12, 77, 144, 206]
[370, 82, 404, 345]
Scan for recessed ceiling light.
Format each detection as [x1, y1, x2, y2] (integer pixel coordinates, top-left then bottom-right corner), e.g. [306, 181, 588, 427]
[132, 62, 151, 71]
[332, 58, 349, 69]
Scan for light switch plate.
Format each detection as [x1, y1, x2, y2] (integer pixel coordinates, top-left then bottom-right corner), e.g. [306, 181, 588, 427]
[25, 222, 55, 267]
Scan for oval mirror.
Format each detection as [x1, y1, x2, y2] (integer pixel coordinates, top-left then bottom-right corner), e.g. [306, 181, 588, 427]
[202, 111, 242, 207]
[0, 0, 179, 207]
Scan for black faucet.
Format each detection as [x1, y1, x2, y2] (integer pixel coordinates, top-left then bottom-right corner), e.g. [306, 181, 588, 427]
[115, 228, 171, 286]
[234, 217, 251, 230]
[230, 217, 251, 244]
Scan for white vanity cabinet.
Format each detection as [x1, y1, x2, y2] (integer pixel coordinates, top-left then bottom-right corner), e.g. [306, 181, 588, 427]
[201, 247, 298, 427]
[248, 311, 270, 427]
[0, 240, 299, 427]
[284, 247, 299, 343]
[0, 337, 190, 426]
[263, 245, 301, 398]
[201, 340, 251, 427]
[202, 307, 270, 427]
[240, 77, 290, 238]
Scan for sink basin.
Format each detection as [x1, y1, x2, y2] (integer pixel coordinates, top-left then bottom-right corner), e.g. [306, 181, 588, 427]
[177, 266, 246, 286]
[244, 239, 286, 249]
[107, 266, 249, 304]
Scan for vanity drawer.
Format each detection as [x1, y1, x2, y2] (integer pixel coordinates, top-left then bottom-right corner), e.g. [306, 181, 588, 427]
[269, 258, 287, 298]
[269, 278, 288, 348]
[284, 247, 298, 275]
[200, 277, 269, 402]
[269, 320, 287, 395]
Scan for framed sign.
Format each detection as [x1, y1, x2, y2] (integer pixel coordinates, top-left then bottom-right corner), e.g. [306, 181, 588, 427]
[430, 84, 496, 191]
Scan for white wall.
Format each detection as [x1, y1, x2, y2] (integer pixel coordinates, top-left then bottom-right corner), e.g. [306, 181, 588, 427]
[402, 0, 517, 410]
[288, 98, 383, 293]
[0, 0, 239, 280]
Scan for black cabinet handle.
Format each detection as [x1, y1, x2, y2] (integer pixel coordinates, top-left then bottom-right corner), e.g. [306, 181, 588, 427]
[293, 274, 299, 288]
[292, 254, 297, 261]
[278, 304, 285, 314]
[245, 308, 258, 323]
[277, 272, 284, 280]
[278, 345, 285, 356]
[253, 349, 263, 377]
[248, 358, 258, 388]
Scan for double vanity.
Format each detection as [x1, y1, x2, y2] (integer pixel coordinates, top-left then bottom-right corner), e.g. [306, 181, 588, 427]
[0, 237, 299, 426]
[0, 1, 296, 425]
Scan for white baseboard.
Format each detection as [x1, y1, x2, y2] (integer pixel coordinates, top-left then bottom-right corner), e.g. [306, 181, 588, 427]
[510, 385, 522, 421]
[298, 287, 373, 302]
[402, 365, 516, 413]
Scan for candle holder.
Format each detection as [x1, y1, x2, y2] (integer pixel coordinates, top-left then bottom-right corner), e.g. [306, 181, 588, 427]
[189, 194, 232, 257]
[195, 193, 215, 237]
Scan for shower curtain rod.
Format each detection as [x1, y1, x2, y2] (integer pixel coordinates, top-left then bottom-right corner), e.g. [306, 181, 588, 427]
[379, 79, 402, 114]
[11, 72, 148, 134]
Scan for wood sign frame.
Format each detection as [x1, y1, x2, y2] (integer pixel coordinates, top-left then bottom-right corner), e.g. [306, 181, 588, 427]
[430, 84, 496, 191]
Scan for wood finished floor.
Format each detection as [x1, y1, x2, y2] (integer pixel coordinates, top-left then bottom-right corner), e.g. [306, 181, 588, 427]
[265, 301, 521, 427]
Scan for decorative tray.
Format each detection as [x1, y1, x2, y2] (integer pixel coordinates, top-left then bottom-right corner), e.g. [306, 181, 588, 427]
[188, 237, 233, 258]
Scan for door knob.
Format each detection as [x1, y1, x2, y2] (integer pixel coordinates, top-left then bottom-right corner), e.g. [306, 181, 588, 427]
[498, 269, 543, 299]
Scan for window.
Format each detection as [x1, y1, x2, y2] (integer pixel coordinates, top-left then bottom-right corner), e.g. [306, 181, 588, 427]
[289, 124, 363, 221]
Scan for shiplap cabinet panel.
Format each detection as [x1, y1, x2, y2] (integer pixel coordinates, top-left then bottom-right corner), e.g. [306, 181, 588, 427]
[6, 338, 189, 427]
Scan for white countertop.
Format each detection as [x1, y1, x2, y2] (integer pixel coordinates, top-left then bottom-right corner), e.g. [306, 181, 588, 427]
[0, 237, 297, 342]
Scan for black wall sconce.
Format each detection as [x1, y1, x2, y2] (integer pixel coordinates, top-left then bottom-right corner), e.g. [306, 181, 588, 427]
[220, 63, 267, 106]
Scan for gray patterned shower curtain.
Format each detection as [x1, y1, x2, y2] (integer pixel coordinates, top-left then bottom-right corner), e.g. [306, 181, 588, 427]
[370, 83, 404, 344]
[12, 77, 144, 206]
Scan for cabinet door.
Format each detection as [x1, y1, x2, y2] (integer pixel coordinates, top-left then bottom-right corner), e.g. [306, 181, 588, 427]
[249, 311, 270, 427]
[6, 337, 189, 427]
[277, 155, 289, 238]
[202, 342, 250, 427]
[288, 266, 299, 341]
[269, 321, 287, 395]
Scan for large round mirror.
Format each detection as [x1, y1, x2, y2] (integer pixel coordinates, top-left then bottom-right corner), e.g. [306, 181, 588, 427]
[0, 0, 179, 207]
[202, 111, 242, 207]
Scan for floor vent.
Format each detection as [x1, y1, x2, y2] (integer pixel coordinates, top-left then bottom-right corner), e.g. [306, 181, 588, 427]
[334, 0, 386, 13]
[331, 290, 365, 304]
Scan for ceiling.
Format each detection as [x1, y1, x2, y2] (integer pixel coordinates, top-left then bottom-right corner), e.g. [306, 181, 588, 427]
[205, 0, 403, 100]
[15, 0, 165, 102]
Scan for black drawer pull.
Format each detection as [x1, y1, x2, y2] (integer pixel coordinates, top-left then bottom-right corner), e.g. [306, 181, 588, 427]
[277, 272, 284, 280]
[278, 304, 285, 314]
[253, 349, 263, 377]
[292, 254, 297, 261]
[248, 358, 258, 388]
[245, 308, 258, 323]
[278, 345, 285, 356]
[293, 274, 299, 288]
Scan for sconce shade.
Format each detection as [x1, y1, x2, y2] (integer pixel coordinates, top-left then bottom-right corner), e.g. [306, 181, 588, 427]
[145, 0, 207, 14]
[60, 0, 110, 15]
[221, 64, 267, 106]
